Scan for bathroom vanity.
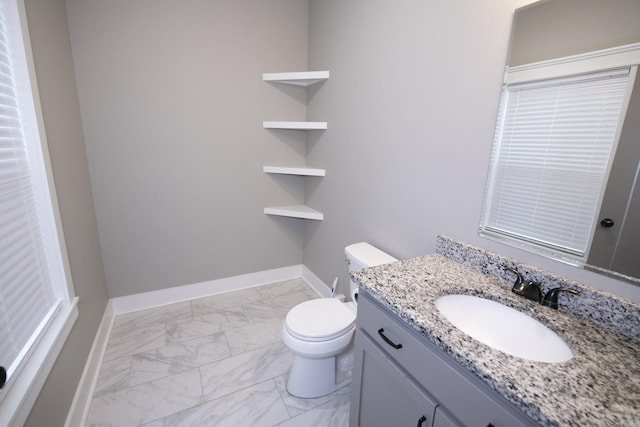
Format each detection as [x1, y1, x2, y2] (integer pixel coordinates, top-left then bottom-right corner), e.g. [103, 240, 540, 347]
[349, 237, 640, 426]
[351, 289, 536, 427]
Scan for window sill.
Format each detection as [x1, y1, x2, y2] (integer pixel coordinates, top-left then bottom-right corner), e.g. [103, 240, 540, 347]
[0, 297, 79, 426]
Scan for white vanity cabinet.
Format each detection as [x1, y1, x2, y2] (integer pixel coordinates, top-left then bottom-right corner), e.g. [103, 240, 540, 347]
[350, 289, 538, 427]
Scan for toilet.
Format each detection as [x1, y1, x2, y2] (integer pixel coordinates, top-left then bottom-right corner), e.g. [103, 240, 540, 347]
[282, 242, 397, 398]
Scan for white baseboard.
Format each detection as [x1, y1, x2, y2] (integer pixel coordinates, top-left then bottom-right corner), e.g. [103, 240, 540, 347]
[65, 300, 115, 427]
[110, 264, 305, 314]
[301, 265, 331, 298]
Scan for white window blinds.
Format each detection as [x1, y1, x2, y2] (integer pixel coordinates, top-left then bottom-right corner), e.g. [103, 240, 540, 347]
[480, 68, 633, 258]
[0, 2, 60, 393]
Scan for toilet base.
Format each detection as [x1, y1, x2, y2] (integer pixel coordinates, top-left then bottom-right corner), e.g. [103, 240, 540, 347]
[286, 349, 353, 398]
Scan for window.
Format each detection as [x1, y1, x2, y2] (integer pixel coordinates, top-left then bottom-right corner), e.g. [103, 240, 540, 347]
[480, 45, 639, 262]
[0, 0, 78, 425]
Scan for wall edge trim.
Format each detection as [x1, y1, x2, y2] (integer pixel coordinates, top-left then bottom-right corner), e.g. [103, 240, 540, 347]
[64, 300, 114, 427]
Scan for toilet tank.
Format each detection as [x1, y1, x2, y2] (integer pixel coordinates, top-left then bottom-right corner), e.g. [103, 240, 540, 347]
[345, 242, 397, 272]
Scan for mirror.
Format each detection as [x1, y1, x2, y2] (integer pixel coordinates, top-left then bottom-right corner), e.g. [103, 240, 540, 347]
[481, 0, 640, 283]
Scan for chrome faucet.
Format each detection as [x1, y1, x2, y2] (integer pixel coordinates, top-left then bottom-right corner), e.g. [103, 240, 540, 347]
[504, 267, 542, 303]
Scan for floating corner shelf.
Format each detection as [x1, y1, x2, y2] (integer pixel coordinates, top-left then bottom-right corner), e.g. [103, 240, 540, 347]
[263, 166, 326, 177]
[262, 70, 329, 87]
[264, 205, 324, 221]
[263, 121, 327, 130]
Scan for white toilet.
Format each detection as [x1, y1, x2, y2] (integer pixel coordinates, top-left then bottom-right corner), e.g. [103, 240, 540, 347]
[282, 242, 397, 398]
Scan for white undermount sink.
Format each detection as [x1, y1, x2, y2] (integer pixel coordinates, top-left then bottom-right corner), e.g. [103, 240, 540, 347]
[435, 294, 573, 363]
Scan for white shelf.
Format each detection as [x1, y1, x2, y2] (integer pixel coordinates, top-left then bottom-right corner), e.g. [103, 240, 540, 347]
[263, 166, 326, 177]
[262, 70, 329, 221]
[263, 121, 327, 130]
[264, 205, 324, 221]
[262, 71, 329, 87]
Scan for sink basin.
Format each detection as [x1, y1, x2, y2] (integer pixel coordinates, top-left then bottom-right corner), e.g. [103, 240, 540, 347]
[435, 294, 572, 363]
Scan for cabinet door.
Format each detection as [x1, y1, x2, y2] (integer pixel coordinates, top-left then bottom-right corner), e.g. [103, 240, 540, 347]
[350, 330, 436, 427]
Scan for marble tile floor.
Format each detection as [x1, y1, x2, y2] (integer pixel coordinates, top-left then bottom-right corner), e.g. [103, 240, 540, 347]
[86, 278, 351, 427]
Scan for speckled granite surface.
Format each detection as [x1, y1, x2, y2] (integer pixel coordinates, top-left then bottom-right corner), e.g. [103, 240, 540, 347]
[435, 236, 640, 341]
[351, 237, 640, 427]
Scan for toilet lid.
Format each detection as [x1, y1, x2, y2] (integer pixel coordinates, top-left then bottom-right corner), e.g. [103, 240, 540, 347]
[285, 298, 356, 341]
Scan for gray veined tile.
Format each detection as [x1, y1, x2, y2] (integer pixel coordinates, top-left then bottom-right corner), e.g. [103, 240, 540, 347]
[274, 374, 351, 418]
[166, 317, 217, 345]
[244, 291, 315, 323]
[93, 355, 132, 397]
[113, 302, 192, 334]
[275, 393, 350, 427]
[164, 380, 289, 427]
[200, 341, 293, 401]
[129, 332, 230, 387]
[166, 305, 251, 344]
[224, 319, 283, 355]
[140, 419, 165, 427]
[255, 278, 313, 300]
[86, 423, 122, 427]
[273, 290, 318, 308]
[86, 369, 203, 426]
[104, 322, 166, 361]
[192, 287, 263, 315]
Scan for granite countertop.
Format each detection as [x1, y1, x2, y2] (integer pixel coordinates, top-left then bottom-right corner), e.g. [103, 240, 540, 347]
[352, 252, 640, 426]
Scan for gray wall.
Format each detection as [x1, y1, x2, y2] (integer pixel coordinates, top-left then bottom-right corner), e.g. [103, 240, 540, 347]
[305, 0, 640, 303]
[509, 0, 640, 66]
[22, 0, 110, 426]
[65, 0, 640, 303]
[66, 0, 310, 297]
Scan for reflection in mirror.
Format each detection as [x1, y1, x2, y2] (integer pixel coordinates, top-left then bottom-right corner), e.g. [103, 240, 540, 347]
[480, 0, 640, 284]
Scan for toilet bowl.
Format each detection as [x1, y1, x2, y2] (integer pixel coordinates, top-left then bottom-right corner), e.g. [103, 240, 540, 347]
[282, 242, 397, 398]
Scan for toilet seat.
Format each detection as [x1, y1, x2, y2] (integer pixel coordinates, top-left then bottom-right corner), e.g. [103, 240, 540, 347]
[285, 298, 356, 342]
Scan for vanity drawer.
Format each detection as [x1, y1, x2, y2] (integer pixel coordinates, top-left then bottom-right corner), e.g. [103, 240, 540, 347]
[357, 292, 427, 375]
[357, 289, 537, 427]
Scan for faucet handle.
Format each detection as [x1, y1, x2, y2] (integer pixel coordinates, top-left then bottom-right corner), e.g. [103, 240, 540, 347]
[541, 287, 580, 309]
[504, 267, 524, 287]
[505, 267, 532, 295]
[505, 267, 543, 302]
[522, 280, 542, 303]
